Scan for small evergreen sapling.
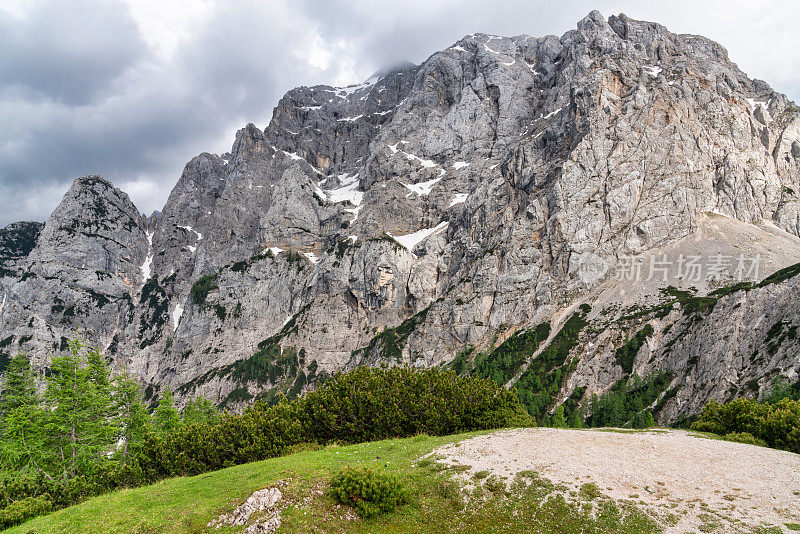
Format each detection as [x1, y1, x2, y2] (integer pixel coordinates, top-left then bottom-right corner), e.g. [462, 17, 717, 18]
[152, 388, 181, 436]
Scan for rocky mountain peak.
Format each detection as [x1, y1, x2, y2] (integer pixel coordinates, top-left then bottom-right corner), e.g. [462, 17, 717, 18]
[1, 12, 799, 421]
[27, 175, 148, 280]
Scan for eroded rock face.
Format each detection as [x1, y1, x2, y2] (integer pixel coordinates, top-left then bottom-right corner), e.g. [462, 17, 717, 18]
[0, 176, 148, 369]
[1, 12, 799, 419]
[0, 221, 43, 276]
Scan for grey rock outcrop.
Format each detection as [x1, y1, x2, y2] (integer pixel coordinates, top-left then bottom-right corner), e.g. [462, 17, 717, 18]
[208, 487, 282, 528]
[0, 176, 148, 369]
[0, 221, 43, 276]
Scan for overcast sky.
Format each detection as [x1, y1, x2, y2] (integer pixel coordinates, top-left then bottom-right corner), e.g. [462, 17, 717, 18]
[1, 0, 798, 226]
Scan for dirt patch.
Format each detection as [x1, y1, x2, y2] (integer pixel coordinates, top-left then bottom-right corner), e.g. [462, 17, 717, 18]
[435, 428, 800, 533]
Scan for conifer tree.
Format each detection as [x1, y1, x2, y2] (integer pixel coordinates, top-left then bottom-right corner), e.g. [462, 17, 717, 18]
[85, 346, 119, 450]
[43, 339, 118, 478]
[0, 353, 45, 472]
[114, 371, 149, 460]
[152, 388, 181, 436]
[569, 406, 584, 429]
[551, 404, 567, 428]
[645, 410, 655, 428]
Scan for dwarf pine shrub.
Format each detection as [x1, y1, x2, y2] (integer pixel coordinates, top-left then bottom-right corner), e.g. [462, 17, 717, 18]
[329, 467, 407, 518]
[691, 397, 800, 453]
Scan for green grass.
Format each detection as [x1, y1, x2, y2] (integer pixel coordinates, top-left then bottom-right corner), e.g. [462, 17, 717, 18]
[7, 431, 661, 534]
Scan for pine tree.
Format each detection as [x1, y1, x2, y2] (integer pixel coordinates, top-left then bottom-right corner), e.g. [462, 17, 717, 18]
[551, 404, 566, 428]
[43, 339, 119, 478]
[0, 353, 46, 473]
[569, 406, 584, 429]
[632, 411, 646, 429]
[0, 353, 38, 416]
[182, 396, 220, 427]
[153, 388, 181, 436]
[113, 371, 149, 460]
[645, 410, 655, 428]
[85, 346, 119, 450]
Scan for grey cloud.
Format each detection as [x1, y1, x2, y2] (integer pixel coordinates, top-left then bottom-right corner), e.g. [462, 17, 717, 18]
[0, 0, 147, 105]
[0, 0, 368, 226]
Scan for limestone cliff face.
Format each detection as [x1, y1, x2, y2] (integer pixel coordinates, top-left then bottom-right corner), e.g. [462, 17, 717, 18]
[1, 12, 799, 420]
[0, 221, 43, 277]
[0, 176, 148, 369]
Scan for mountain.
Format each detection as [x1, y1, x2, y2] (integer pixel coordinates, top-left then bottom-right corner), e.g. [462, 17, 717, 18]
[1, 11, 799, 421]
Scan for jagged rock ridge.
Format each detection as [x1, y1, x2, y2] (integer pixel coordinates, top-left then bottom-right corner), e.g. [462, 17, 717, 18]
[1, 12, 799, 421]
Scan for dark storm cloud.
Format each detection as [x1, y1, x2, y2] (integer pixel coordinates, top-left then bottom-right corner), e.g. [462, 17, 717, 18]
[0, 0, 339, 226]
[0, 0, 147, 105]
[1, 0, 798, 227]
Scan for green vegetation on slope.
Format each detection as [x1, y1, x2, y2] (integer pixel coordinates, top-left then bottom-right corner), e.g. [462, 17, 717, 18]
[0, 353, 527, 529]
[5, 432, 659, 534]
[614, 324, 654, 375]
[473, 322, 551, 385]
[189, 273, 218, 307]
[355, 301, 440, 363]
[176, 305, 311, 403]
[513, 305, 590, 425]
[691, 396, 800, 454]
[586, 371, 674, 429]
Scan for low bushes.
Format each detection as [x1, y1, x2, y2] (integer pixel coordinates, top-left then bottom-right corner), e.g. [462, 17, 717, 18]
[0, 461, 151, 527]
[0, 495, 52, 530]
[301, 367, 532, 444]
[329, 467, 407, 518]
[143, 367, 529, 478]
[140, 401, 304, 477]
[691, 397, 800, 453]
[722, 432, 768, 447]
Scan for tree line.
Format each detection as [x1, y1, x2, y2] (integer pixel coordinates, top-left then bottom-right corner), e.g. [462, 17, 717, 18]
[0, 349, 527, 529]
[0, 339, 218, 482]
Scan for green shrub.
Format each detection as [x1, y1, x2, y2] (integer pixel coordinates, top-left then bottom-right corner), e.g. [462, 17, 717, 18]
[723, 432, 768, 447]
[141, 367, 529, 479]
[329, 467, 407, 518]
[0, 495, 52, 529]
[300, 366, 532, 444]
[189, 273, 218, 306]
[140, 400, 304, 477]
[691, 397, 800, 453]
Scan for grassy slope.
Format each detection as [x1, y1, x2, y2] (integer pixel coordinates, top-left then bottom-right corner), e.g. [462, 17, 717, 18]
[6, 431, 658, 534]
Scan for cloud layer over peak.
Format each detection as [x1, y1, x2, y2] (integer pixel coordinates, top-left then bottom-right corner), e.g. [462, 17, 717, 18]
[1, 0, 798, 226]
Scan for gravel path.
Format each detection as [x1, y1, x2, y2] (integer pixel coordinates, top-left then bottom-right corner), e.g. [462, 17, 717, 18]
[435, 428, 800, 533]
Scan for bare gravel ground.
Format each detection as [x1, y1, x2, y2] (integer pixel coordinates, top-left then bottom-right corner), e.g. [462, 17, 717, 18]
[435, 428, 800, 533]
